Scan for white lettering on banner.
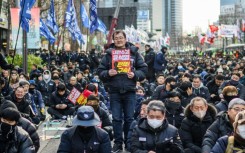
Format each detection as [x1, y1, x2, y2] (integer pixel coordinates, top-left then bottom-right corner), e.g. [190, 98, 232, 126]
[67, 88, 81, 104]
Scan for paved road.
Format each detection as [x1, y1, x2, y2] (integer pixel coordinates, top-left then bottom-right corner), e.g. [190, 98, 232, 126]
[37, 119, 129, 153]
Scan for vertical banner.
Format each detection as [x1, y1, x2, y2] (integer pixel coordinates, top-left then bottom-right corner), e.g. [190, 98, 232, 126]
[10, 8, 40, 49]
[27, 8, 40, 49]
[10, 8, 23, 49]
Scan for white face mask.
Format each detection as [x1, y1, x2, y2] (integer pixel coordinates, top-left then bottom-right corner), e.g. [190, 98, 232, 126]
[147, 118, 163, 129]
[237, 125, 245, 139]
[44, 75, 50, 80]
[193, 111, 206, 119]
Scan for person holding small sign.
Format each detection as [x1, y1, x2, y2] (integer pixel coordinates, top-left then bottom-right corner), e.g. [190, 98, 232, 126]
[97, 30, 148, 152]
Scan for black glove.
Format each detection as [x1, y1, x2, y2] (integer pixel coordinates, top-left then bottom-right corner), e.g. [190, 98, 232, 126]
[156, 138, 182, 153]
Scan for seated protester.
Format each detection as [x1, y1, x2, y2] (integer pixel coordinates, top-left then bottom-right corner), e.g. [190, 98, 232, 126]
[75, 71, 87, 91]
[202, 98, 245, 153]
[19, 80, 40, 124]
[57, 106, 111, 153]
[180, 73, 193, 83]
[218, 72, 245, 100]
[215, 86, 238, 113]
[211, 110, 245, 153]
[37, 70, 56, 106]
[152, 76, 177, 102]
[0, 77, 13, 97]
[5, 86, 32, 120]
[91, 76, 109, 104]
[148, 73, 165, 97]
[179, 97, 217, 153]
[206, 74, 224, 104]
[177, 81, 197, 107]
[86, 95, 113, 140]
[0, 100, 40, 152]
[165, 91, 185, 129]
[127, 99, 150, 152]
[53, 75, 62, 87]
[47, 83, 75, 120]
[28, 80, 46, 121]
[134, 86, 145, 119]
[65, 76, 83, 92]
[131, 100, 184, 153]
[86, 83, 109, 113]
[192, 75, 211, 102]
[0, 107, 35, 153]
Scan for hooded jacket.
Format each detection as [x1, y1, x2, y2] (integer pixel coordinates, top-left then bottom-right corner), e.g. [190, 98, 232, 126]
[131, 118, 183, 153]
[97, 42, 148, 93]
[179, 104, 217, 153]
[201, 112, 233, 153]
[37, 70, 56, 105]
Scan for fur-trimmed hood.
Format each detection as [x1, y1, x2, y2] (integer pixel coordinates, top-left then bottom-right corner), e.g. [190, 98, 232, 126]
[184, 103, 217, 121]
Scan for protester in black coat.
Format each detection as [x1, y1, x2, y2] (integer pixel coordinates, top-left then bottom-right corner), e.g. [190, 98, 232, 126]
[58, 106, 111, 153]
[179, 97, 217, 153]
[206, 75, 224, 104]
[144, 45, 155, 83]
[131, 100, 183, 153]
[5, 87, 31, 119]
[152, 76, 176, 102]
[0, 100, 40, 152]
[176, 81, 197, 107]
[202, 98, 245, 153]
[47, 83, 75, 120]
[65, 76, 83, 92]
[0, 107, 35, 153]
[89, 49, 100, 74]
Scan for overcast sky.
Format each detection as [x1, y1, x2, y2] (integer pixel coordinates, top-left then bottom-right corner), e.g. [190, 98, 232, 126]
[183, 0, 220, 33]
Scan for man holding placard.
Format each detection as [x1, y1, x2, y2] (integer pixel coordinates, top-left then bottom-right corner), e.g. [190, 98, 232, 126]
[97, 30, 148, 153]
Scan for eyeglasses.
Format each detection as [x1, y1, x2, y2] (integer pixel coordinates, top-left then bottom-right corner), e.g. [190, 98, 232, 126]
[114, 37, 125, 41]
[231, 107, 245, 112]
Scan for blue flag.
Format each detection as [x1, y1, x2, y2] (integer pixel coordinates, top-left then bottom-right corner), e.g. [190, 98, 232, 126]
[80, 3, 90, 28]
[20, 0, 36, 32]
[40, 19, 56, 44]
[46, 0, 59, 34]
[89, 0, 98, 34]
[65, 0, 85, 44]
[97, 18, 107, 34]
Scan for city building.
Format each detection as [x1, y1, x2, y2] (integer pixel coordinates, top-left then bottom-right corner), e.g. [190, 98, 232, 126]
[0, 0, 8, 53]
[97, 0, 152, 32]
[153, 0, 183, 49]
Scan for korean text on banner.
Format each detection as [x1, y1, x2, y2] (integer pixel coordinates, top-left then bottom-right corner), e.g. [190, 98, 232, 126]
[67, 87, 81, 104]
[112, 49, 131, 73]
[27, 8, 40, 49]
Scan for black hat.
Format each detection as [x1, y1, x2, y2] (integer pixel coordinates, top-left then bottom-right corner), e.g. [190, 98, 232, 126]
[0, 100, 18, 112]
[1, 108, 20, 122]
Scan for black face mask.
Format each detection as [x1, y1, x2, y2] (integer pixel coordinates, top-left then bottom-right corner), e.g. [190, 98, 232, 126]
[0, 122, 15, 139]
[170, 84, 177, 90]
[78, 126, 94, 133]
[29, 88, 35, 94]
[223, 95, 237, 102]
[166, 100, 181, 110]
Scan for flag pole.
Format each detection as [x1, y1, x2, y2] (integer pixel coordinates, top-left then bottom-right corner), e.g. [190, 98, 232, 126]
[8, 0, 26, 86]
[105, 0, 121, 50]
[86, 28, 89, 53]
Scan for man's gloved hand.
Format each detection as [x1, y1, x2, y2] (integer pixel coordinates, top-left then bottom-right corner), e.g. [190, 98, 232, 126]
[41, 108, 45, 114]
[156, 138, 183, 153]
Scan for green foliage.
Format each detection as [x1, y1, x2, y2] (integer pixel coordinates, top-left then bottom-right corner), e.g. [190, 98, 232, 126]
[6, 54, 43, 73]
